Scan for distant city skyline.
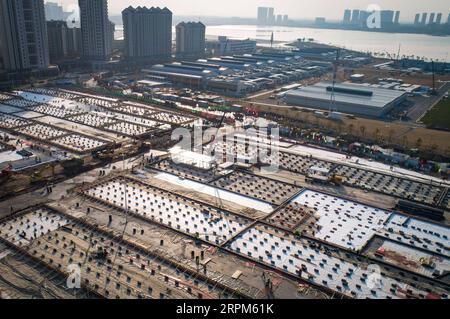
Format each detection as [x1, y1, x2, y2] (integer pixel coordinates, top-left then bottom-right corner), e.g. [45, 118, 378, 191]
[45, 0, 450, 22]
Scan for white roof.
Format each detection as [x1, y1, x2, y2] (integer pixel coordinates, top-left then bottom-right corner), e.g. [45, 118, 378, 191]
[170, 146, 215, 169]
[286, 82, 406, 109]
[308, 166, 330, 174]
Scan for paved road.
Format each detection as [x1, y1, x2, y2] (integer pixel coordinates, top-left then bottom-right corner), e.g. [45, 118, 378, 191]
[408, 81, 450, 122]
[0, 150, 156, 220]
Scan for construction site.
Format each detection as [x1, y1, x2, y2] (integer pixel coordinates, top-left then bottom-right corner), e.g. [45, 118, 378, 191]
[0, 87, 449, 300]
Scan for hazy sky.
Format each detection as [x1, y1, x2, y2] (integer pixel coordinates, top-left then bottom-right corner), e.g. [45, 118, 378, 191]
[48, 0, 450, 21]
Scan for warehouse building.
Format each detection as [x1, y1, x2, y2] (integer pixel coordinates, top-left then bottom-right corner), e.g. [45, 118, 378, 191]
[285, 82, 408, 117]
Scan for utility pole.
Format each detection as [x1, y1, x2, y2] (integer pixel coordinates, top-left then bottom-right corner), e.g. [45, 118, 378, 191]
[431, 60, 437, 95]
[329, 49, 340, 114]
[396, 43, 401, 61]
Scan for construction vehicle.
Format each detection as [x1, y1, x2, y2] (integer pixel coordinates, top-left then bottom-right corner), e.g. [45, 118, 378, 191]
[396, 200, 444, 221]
[261, 271, 274, 299]
[331, 174, 345, 185]
[305, 168, 345, 186]
[61, 159, 84, 176]
[96, 141, 142, 161]
[91, 246, 108, 260]
[97, 149, 115, 160]
[0, 164, 13, 176]
[419, 257, 436, 269]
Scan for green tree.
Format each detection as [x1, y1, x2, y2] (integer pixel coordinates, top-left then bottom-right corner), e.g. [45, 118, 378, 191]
[348, 123, 354, 135]
[415, 138, 423, 149]
[360, 125, 366, 138]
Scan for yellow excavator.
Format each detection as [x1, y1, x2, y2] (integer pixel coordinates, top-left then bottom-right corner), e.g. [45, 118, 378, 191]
[420, 257, 436, 269]
[331, 174, 345, 185]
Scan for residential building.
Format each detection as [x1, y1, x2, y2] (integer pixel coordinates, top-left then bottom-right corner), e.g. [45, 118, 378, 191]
[47, 20, 68, 62]
[429, 13, 436, 24]
[436, 13, 442, 24]
[343, 9, 351, 24]
[380, 10, 395, 27]
[122, 6, 172, 61]
[0, 0, 50, 71]
[257, 7, 268, 25]
[66, 27, 82, 56]
[176, 22, 206, 58]
[78, 0, 111, 60]
[393, 11, 400, 24]
[414, 13, 420, 25]
[268, 8, 275, 25]
[421, 13, 428, 25]
[351, 10, 360, 24]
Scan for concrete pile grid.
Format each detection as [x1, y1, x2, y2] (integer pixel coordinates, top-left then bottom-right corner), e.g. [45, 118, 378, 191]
[380, 213, 449, 256]
[0, 207, 103, 299]
[147, 111, 195, 126]
[50, 134, 110, 154]
[111, 102, 196, 126]
[279, 151, 336, 175]
[290, 189, 450, 255]
[334, 166, 445, 206]
[74, 95, 195, 127]
[211, 170, 303, 206]
[441, 189, 450, 210]
[15, 88, 193, 136]
[27, 104, 86, 118]
[0, 206, 250, 299]
[0, 207, 70, 246]
[292, 189, 393, 251]
[9, 101, 162, 139]
[66, 113, 118, 128]
[0, 242, 97, 299]
[6, 120, 111, 155]
[102, 121, 160, 138]
[105, 113, 162, 129]
[212, 141, 259, 164]
[61, 187, 304, 299]
[2, 98, 40, 108]
[113, 103, 158, 117]
[266, 202, 317, 231]
[81, 176, 253, 245]
[15, 123, 69, 140]
[0, 93, 12, 102]
[149, 158, 219, 183]
[0, 113, 33, 130]
[0, 78, 449, 301]
[77, 97, 120, 109]
[226, 223, 450, 299]
[214, 130, 448, 209]
[25, 88, 82, 100]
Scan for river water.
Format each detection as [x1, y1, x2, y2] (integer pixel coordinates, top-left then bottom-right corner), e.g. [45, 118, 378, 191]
[115, 24, 450, 62]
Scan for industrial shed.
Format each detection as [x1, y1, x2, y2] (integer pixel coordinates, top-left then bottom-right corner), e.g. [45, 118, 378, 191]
[285, 82, 407, 117]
